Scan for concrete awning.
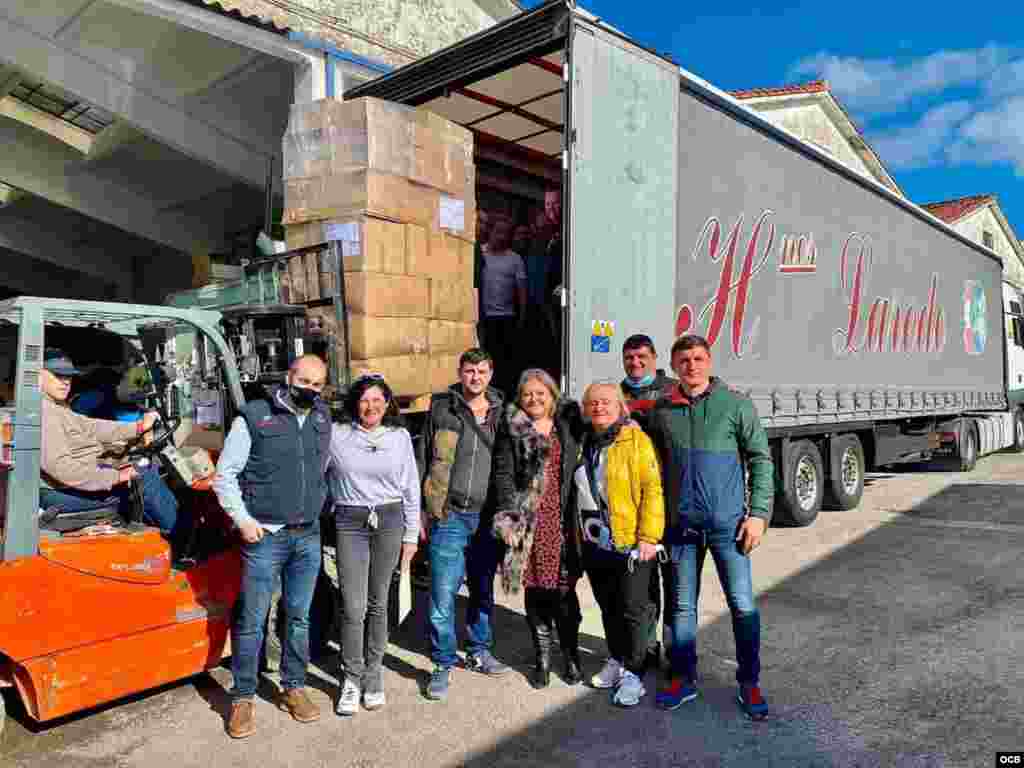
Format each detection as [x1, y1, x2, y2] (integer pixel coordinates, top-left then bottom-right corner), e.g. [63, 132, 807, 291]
[0, 0, 313, 301]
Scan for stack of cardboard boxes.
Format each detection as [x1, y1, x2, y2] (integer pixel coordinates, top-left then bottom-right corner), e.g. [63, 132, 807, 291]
[282, 97, 478, 399]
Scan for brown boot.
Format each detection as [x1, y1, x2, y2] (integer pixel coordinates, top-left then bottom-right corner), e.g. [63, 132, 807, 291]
[278, 687, 320, 723]
[227, 700, 256, 739]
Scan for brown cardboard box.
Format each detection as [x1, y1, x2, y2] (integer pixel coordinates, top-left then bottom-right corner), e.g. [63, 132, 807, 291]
[429, 277, 475, 322]
[405, 228, 469, 278]
[283, 98, 416, 180]
[288, 253, 308, 303]
[303, 251, 321, 302]
[405, 223, 428, 276]
[283, 99, 474, 196]
[350, 354, 429, 397]
[288, 217, 407, 275]
[428, 354, 461, 393]
[284, 170, 439, 228]
[348, 314, 429, 359]
[428, 320, 477, 355]
[346, 272, 430, 317]
[284, 219, 325, 250]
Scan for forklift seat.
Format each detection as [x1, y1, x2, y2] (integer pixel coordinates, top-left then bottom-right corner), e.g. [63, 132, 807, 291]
[39, 503, 123, 533]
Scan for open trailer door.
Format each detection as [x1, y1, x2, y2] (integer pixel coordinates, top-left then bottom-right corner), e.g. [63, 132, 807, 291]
[563, 16, 679, 398]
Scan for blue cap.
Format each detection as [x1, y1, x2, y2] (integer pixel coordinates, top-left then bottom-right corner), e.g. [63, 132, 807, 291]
[44, 348, 81, 377]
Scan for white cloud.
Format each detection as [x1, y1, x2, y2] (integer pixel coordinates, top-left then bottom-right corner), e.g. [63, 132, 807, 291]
[869, 101, 972, 170]
[983, 59, 1024, 99]
[791, 46, 1016, 113]
[947, 96, 1024, 174]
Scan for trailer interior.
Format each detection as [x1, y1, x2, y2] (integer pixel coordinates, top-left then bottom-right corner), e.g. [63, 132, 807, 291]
[347, 0, 680, 397]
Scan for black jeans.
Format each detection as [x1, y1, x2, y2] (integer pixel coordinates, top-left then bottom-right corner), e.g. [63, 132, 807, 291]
[481, 316, 520, 398]
[583, 545, 653, 675]
[335, 503, 404, 693]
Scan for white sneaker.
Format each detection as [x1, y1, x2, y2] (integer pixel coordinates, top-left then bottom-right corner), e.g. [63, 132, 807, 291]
[590, 658, 623, 689]
[613, 670, 646, 707]
[362, 690, 386, 711]
[335, 679, 360, 716]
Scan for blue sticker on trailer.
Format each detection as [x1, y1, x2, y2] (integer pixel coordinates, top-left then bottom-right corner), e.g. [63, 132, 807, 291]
[590, 320, 615, 353]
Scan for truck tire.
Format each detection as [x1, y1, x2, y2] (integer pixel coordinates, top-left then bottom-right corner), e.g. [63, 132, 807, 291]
[959, 421, 978, 472]
[1, 688, 6, 739]
[825, 434, 865, 511]
[777, 440, 824, 527]
[1013, 410, 1024, 452]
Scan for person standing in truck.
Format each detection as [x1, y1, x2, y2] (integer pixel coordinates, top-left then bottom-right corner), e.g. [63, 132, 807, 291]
[646, 335, 774, 719]
[524, 187, 564, 380]
[420, 348, 510, 702]
[619, 333, 678, 675]
[479, 216, 527, 398]
[212, 354, 331, 738]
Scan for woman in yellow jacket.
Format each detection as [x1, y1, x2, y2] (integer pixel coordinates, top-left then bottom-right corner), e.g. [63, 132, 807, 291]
[576, 382, 665, 707]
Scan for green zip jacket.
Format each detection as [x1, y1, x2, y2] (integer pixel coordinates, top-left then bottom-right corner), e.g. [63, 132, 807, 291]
[647, 378, 774, 542]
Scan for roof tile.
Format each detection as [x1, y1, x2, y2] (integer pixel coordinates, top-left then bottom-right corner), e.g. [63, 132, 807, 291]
[921, 194, 994, 224]
[729, 80, 829, 100]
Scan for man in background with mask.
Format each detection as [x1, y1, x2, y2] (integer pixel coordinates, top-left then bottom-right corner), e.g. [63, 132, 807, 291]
[620, 334, 677, 418]
[213, 355, 331, 738]
[619, 333, 677, 676]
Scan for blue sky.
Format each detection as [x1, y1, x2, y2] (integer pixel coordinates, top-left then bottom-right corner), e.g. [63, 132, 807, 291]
[524, 0, 1024, 239]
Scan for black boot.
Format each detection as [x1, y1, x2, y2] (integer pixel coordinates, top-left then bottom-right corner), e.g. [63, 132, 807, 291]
[525, 589, 552, 689]
[556, 589, 583, 685]
[531, 631, 551, 689]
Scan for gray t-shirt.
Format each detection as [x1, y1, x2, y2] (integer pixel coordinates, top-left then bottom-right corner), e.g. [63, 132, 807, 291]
[481, 249, 526, 318]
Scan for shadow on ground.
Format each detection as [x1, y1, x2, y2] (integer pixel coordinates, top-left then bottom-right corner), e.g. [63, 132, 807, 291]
[447, 484, 1024, 768]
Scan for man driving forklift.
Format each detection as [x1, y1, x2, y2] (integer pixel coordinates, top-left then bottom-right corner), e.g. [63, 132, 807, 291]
[37, 348, 181, 541]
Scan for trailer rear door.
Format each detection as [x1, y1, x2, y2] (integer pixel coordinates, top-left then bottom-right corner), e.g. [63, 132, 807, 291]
[564, 19, 678, 398]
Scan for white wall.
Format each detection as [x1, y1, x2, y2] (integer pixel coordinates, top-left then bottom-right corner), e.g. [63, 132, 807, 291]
[952, 207, 1024, 288]
[749, 101, 876, 181]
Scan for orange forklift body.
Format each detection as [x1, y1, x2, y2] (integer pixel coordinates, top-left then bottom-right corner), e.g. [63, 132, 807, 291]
[0, 490, 241, 723]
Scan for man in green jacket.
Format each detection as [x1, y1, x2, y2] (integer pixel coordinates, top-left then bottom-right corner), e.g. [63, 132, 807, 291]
[646, 334, 774, 719]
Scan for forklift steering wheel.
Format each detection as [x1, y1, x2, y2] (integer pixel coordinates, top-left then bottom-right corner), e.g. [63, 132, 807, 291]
[126, 415, 179, 458]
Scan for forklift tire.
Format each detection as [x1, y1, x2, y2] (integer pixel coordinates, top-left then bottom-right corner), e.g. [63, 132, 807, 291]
[776, 439, 823, 527]
[1, 688, 6, 739]
[824, 434, 865, 511]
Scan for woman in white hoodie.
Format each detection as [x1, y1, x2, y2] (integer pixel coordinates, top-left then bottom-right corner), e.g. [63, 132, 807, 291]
[328, 374, 420, 716]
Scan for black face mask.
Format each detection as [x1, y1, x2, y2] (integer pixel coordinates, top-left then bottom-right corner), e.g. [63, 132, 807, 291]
[289, 384, 319, 409]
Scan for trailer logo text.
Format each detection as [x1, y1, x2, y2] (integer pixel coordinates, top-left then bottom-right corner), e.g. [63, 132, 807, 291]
[833, 233, 946, 357]
[676, 211, 949, 360]
[674, 211, 774, 358]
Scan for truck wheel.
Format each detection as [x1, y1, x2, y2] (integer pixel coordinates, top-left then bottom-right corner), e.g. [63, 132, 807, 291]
[778, 440, 823, 526]
[1013, 410, 1024, 452]
[825, 434, 865, 511]
[959, 421, 978, 472]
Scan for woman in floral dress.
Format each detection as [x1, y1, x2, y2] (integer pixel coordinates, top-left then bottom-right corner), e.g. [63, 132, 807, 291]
[492, 368, 584, 688]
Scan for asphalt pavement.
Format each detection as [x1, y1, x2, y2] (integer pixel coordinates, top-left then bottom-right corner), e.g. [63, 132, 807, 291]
[3, 454, 1023, 768]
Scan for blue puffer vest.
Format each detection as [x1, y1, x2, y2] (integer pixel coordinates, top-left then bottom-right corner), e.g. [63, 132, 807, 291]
[238, 386, 331, 525]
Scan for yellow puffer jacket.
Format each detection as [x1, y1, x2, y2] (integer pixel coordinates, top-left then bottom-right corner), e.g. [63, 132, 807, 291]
[604, 424, 665, 549]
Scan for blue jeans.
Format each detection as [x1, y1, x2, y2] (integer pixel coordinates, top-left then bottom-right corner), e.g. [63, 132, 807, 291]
[663, 525, 761, 685]
[428, 511, 504, 668]
[39, 464, 181, 538]
[231, 520, 321, 700]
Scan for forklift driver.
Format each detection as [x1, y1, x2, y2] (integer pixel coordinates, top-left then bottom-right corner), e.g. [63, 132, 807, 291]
[37, 348, 181, 541]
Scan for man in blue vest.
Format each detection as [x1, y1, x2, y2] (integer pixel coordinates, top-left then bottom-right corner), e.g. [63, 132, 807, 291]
[213, 354, 331, 739]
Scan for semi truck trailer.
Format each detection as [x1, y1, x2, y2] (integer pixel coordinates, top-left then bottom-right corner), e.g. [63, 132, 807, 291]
[346, 0, 1022, 525]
